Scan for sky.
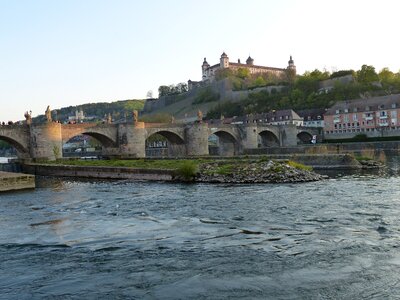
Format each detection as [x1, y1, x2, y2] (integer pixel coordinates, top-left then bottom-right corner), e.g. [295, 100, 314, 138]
[1, 0, 400, 121]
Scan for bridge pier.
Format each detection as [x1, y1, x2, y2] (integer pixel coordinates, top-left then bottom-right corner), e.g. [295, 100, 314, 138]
[30, 123, 63, 161]
[116, 122, 146, 158]
[280, 125, 298, 146]
[242, 125, 259, 149]
[185, 123, 209, 156]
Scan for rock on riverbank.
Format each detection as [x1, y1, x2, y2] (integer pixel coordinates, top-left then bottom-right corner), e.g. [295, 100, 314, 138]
[195, 160, 324, 184]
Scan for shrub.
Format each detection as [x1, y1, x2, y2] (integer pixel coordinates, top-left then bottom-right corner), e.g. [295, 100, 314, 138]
[176, 161, 198, 181]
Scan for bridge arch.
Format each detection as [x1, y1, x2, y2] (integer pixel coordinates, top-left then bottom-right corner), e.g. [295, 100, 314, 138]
[70, 132, 116, 148]
[258, 130, 279, 147]
[209, 130, 240, 156]
[297, 131, 313, 144]
[0, 135, 29, 157]
[145, 130, 186, 157]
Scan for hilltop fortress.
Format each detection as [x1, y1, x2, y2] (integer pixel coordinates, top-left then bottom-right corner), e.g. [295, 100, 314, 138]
[188, 52, 296, 89]
[144, 51, 296, 117]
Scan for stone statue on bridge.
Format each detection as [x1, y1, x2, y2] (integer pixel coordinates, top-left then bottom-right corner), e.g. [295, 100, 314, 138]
[197, 110, 203, 123]
[45, 106, 52, 122]
[24, 111, 32, 125]
[107, 113, 112, 124]
[133, 110, 138, 123]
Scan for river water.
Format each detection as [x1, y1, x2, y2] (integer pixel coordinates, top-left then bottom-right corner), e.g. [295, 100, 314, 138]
[1, 161, 400, 299]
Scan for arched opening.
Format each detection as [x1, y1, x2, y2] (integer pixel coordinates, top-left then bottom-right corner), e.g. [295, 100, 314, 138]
[258, 130, 279, 147]
[209, 131, 239, 156]
[0, 136, 29, 160]
[63, 133, 110, 157]
[297, 132, 313, 144]
[145, 131, 185, 157]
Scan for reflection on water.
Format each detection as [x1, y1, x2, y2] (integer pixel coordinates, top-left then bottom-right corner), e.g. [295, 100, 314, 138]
[1, 160, 400, 298]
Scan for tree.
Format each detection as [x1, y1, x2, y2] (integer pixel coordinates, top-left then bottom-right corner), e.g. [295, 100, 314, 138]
[379, 68, 395, 84]
[237, 68, 250, 79]
[357, 65, 379, 84]
[158, 85, 171, 97]
[253, 76, 266, 87]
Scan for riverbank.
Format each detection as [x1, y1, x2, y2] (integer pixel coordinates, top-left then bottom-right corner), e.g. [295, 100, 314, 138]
[0, 171, 35, 192]
[22, 157, 327, 183]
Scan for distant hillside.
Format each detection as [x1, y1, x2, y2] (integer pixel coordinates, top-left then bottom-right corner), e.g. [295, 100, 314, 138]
[143, 64, 400, 120]
[33, 99, 145, 123]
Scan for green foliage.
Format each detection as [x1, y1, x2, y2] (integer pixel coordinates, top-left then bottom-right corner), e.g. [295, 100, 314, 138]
[253, 76, 266, 87]
[330, 70, 355, 79]
[354, 155, 373, 161]
[158, 82, 188, 97]
[287, 160, 312, 171]
[215, 68, 234, 81]
[206, 101, 245, 119]
[215, 164, 234, 175]
[205, 64, 400, 119]
[237, 68, 250, 79]
[357, 65, 379, 84]
[176, 160, 198, 181]
[139, 113, 173, 123]
[52, 145, 60, 158]
[33, 99, 145, 124]
[193, 87, 220, 104]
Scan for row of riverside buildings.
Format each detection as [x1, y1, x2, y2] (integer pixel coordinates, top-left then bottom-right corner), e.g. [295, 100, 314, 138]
[207, 93, 400, 141]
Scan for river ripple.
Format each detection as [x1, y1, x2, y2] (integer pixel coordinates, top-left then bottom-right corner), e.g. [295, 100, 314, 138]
[1, 171, 400, 299]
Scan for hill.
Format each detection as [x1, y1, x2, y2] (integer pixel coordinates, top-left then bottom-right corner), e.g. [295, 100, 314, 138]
[143, 65, 400, 120]
[32, 99, 145, 123]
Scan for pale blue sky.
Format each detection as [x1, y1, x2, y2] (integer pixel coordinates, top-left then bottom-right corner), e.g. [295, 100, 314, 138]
[1, 0, 399, 121]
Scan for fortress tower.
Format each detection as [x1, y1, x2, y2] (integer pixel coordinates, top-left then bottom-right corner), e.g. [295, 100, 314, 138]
[220, 52, 229, 69]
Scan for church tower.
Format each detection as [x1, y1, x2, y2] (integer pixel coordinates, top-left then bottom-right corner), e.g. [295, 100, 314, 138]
[286, 55, 297, 82]
[220, 52, 229, 69]
[202, 58, 210, 81]
[246, 55, 254, 66]
[287, 55, 296, 73]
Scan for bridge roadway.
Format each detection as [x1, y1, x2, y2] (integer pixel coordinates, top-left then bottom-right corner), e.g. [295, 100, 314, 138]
[0, 121, 319, 161]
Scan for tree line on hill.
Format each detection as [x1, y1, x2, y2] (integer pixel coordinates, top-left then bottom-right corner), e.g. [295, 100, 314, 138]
[206, 65, 400, 119]
[32, 99, 145, 124]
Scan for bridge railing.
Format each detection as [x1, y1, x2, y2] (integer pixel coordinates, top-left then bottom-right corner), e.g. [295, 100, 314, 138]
[144, 123, 186, 128]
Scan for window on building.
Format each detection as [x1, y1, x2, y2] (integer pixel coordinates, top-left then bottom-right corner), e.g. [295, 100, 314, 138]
[392, 103, 397, 109]
[335, 109, 340, 114]
[344, 108, 349, 113]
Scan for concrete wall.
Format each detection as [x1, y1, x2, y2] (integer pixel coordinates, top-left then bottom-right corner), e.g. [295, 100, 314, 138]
[22, 164, 174, 181]
[0, 171, 35, 192]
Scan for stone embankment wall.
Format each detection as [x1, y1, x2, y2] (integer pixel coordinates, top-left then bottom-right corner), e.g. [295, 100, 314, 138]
[22, 164, 175, 181]
[0, 171, 35, 192]
[245, 141, 400, 159]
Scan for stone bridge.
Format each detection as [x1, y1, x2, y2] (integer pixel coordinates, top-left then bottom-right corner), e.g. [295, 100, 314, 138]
[0, 121, 320, 161]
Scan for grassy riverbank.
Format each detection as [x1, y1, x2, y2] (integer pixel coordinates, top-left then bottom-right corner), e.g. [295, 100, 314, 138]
[43, 157, 318, 183]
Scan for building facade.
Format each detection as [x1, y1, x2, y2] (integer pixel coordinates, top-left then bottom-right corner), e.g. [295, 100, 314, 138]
[297, 109, 325, 128]
[324, 94, 400, 139]
[198, 52, 296, 83]
[211, 110, 303, 126]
